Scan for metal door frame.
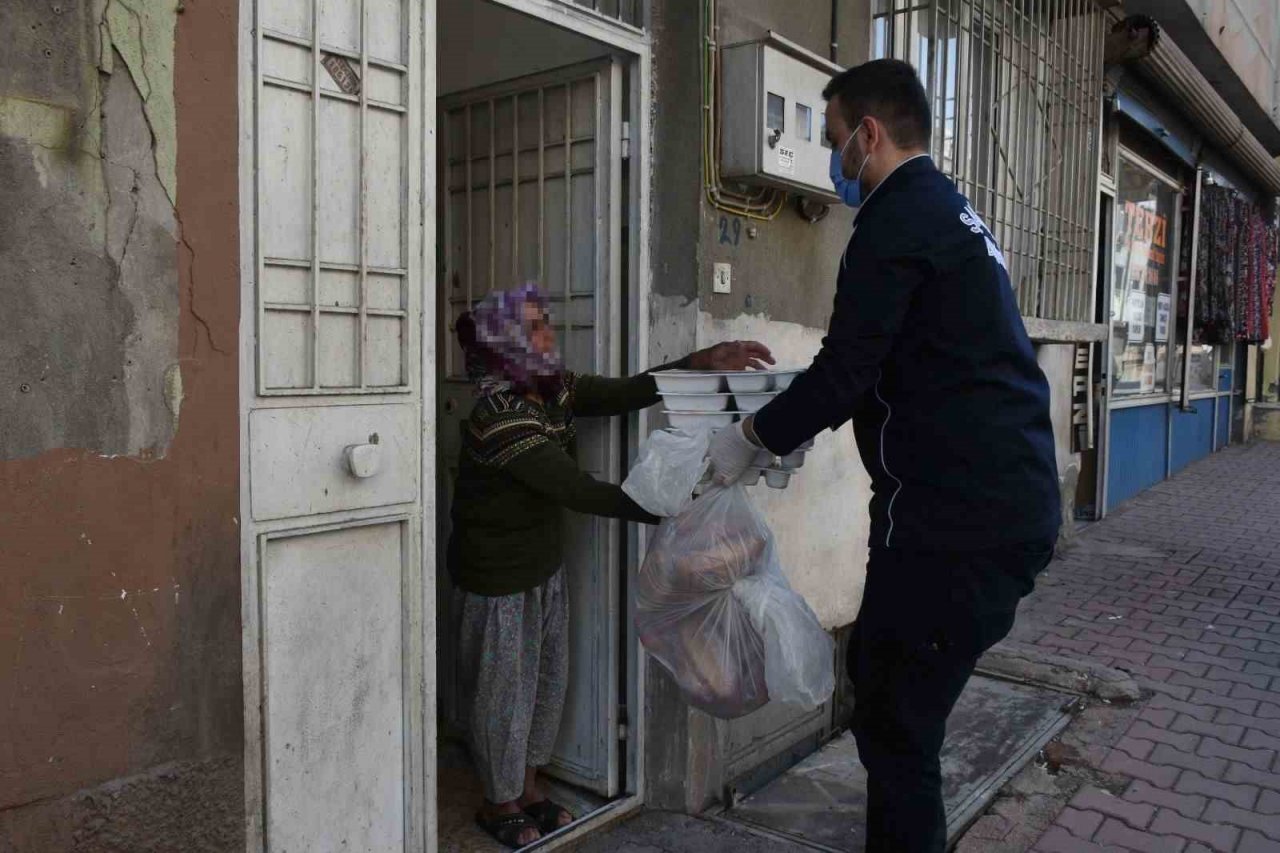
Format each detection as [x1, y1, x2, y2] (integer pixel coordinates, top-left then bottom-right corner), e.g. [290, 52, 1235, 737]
[491, 0, 649, 51]
[432, 4, 654, 847]
[1101, 149, 1184, 516]
[1092, 188, 1115, 521]
[437, 55, 624, 798]
[1098, 185, 1115, 519]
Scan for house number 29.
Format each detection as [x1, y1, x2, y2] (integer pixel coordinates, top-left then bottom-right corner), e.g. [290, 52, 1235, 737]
[718, 215, 742, 247]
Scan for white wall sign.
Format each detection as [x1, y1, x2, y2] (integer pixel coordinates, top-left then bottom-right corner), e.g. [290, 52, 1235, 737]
[777, 145, 796, 175]
[1141, 343, 1157, 393]
[1155, 293, 1171, 343]
[1126, 290, 1146, 342]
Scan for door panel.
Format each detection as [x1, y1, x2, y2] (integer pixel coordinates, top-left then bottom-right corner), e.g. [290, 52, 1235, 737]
[262, 521, 408, 852]
[437, 58, 623, 796]
[249, 404, 419, 521]
[256, 13, 412, 398]
[243, 0, 427, 848]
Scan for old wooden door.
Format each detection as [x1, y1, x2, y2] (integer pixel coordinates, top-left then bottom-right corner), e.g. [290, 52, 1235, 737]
[437, 57, 625, 797]
[239, 0, 433, 848]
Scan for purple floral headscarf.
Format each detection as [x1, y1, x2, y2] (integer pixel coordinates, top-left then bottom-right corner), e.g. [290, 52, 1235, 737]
[457, 283, 563, 397]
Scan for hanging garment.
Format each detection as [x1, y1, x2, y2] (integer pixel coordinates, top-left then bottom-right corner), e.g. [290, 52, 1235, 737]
[1194, 186, 1278, 345]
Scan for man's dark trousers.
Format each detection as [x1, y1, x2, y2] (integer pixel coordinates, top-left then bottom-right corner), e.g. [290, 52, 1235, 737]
[849, 541, 1055, 853]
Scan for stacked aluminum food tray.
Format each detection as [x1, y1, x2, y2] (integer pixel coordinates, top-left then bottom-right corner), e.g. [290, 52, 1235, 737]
[653, 369, 811, 490]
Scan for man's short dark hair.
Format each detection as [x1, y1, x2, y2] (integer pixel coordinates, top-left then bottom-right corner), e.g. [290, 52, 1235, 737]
[823, 59, 931, 150]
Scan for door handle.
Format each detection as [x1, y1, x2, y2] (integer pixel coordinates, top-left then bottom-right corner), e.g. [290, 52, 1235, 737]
[344, 443, 382, 478]
[444, 398, 458, 414]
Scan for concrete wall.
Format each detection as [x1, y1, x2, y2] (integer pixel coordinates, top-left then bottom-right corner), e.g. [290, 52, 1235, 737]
[1253, 404, 1280, 440]
[1262, 274, 1280, 403]
[645, 0, 872, 813]
[1127, 0, 1280, 154]
[652, 0, 873, 633]
[437, 0, 610, 96]
[692, 1, 874, 631]
[0, 0, 242, 849]
[1182, 0, 1279, 128]
[1037, 345, 1082, 544]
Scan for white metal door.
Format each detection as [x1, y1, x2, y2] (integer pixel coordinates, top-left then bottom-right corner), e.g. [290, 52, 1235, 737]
[438, 58, 625, 797]
[240, 0, 432, 849]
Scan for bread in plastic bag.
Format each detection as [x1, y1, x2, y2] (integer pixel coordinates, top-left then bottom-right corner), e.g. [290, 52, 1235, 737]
[637, 484, 834, 719]
[622, 429, 711, 518]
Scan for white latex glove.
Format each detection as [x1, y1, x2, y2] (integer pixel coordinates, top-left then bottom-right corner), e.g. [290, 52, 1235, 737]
[708, 420, 761, 486]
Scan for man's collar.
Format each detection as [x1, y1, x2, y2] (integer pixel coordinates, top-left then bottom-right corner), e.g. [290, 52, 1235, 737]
[853, 153, 933, 221]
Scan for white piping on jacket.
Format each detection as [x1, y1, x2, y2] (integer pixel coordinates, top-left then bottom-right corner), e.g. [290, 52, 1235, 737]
[874, 371, 903, 548]
[841, 154, 927, 544]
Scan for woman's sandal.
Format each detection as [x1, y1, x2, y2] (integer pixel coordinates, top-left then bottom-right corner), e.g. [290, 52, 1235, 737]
[475, 810, 541, 849]
[522, 799, 574, 835]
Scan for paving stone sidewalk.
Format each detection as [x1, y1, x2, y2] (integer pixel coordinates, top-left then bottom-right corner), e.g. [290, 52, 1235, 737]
[1005, 443, 1280, 853]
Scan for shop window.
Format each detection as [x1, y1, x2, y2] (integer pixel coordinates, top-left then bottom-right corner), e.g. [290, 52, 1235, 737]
[1111, 156, 1178, 396]
[1173, 344, 1217, 394]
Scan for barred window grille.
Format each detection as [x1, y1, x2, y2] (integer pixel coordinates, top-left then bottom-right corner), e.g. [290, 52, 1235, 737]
[562, 0, 645, 30]
[873, 0, 1105, 323]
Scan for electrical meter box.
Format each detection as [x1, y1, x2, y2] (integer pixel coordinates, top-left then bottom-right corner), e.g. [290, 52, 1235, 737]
[720, 32, 844, 203]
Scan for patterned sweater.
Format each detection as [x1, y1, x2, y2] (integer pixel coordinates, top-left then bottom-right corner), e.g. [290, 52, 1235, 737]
[448, 371, 668, 596]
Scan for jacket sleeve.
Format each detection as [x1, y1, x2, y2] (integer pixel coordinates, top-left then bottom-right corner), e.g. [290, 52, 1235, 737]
[570, 374, 661, 417]
[752, 251, 930, 455]
[503, 441, 661, 524]
[569, 356, 692, 418]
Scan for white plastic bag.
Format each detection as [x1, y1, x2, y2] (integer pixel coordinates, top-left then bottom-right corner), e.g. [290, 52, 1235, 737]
[622, 429, 711, 517]
[733, 575, 835, 711]
[636, 484, 835, 719]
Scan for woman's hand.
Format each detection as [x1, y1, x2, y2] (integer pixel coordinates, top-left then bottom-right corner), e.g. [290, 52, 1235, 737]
[687, 340, 775, 372]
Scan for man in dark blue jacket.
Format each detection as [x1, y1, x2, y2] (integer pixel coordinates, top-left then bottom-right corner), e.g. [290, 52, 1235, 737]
[709, 59, 1061, 853]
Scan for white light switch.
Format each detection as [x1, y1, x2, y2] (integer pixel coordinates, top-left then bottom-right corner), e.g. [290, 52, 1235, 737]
[713, 262, 732, 294]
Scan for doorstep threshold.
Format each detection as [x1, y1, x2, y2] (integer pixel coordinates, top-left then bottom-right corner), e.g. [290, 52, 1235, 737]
[718, 674, 1073, 851]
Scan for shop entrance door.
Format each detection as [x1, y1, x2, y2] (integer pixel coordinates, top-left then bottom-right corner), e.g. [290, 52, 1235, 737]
[437, 57, 625, 797]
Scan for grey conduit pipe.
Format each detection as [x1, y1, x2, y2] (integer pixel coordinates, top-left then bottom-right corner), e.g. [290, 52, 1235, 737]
[1134, 32, 1280, 196]
[830, 0, 839, 63]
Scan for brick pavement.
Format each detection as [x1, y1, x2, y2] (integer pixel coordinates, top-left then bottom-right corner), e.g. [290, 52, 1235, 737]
[1008, 443, 1280, 853]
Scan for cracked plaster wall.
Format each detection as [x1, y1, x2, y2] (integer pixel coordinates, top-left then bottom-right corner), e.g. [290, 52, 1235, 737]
[0, 0, 180, 461]
[0, 0, 243, 846]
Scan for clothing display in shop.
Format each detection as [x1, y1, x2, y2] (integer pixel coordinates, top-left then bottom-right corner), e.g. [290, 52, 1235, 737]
[1195, 186, 1278, 345]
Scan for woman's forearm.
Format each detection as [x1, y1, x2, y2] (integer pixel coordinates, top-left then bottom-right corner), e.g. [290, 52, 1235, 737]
[504, 442, 660, 524]
[569, 373, 661, 417]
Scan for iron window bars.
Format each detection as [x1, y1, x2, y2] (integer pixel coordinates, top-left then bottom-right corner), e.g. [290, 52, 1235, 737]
[874, 0, 1105, 323]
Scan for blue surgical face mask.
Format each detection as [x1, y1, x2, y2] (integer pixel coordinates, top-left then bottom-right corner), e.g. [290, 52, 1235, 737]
[829, 124, 870, 208]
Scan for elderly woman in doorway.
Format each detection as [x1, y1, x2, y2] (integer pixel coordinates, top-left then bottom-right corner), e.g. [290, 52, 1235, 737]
[450, 282, 772, 848]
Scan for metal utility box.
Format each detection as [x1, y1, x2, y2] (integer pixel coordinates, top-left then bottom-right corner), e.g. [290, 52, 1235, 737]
[720, 33, 843, 203]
